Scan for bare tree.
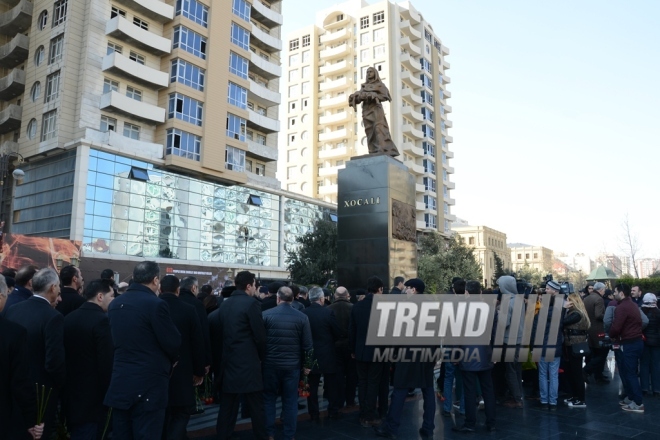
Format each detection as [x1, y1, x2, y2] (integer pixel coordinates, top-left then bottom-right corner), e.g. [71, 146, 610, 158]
[620, 214, 640, 278]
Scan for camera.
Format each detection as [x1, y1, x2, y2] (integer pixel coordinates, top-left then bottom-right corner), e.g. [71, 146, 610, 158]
[559, 282, 574, 295]
[598, 333, 612, 349]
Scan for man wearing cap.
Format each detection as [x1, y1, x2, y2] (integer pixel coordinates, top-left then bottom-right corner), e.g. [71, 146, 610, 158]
[375, 278, 435, 440]
[583, 281, 609, 384]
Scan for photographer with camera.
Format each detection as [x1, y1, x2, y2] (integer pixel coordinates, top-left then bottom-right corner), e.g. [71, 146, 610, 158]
[583, 282, 610, 384]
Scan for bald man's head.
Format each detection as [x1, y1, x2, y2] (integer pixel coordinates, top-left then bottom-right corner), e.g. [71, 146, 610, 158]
[335, 286, 349, 298]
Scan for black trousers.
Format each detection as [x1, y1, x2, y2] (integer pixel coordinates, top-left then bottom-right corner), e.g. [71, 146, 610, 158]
[462, 370, 496, 429]
[564, 346, 585, 401]
[356, 361, 386, 421]
[163, 406, 190, 440]
[336, 348, 358, 406]
[584, 347, 609, 378]
[307, 372, 340, 416]
[215, 391, 267, 440]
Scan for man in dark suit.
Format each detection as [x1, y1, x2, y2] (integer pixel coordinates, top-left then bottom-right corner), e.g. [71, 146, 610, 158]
[63, 279, 115, 438]
[57, 265, 86, 316]
[215, 270, 268, 440]
[328, 286, 357, 408]
[159, 275, 206, 440]
[390, 277, 404, 295]
[349, 276, 386, 428]
[104, 261, 181, 440]
[0, 274, 41, 440]
[179, 276, 211, 373]
[261, 281, 283, 311]
[303, 286, 342, 420]
[5, 268, 65, 439]
[1, 264, 38, 316]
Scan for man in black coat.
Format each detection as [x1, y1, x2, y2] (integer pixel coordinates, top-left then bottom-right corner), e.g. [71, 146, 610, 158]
[1, 264, 38, 316]
[390, 277, 404, 295]
[104, 261, 181, 440]
[328, 286, 357, 408]
[56, 265, 85, 316]
[261, 281, 283, 311]
[303, 286, 342, 420]
[159, 275, 206, 440]
[63, 279, 115, 438]
[0, 275, 40, 440]
[215, 271, 268, 440]
[179, 276, 211, 372]
[5, 268, 65, 439]
[349, 276, 387, 427]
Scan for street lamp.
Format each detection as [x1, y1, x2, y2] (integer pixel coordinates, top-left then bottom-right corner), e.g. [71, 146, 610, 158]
[239, 226, 254, 265]
[0, 151, 24, 233]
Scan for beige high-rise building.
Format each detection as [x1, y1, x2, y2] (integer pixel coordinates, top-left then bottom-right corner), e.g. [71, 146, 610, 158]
[280, 0, 455, 234]
[0, 0, 338, 278]
[509, 244, 554, 274]
[452, 224, 511, 287]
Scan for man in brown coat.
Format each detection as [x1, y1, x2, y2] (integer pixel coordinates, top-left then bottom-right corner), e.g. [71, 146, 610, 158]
[583, 282, 609, 384]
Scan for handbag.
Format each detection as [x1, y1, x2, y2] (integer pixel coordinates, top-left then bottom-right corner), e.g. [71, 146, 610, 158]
[571, 341, 590, 357]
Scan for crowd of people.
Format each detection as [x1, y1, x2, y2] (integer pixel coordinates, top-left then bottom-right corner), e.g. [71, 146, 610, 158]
[0, 262, 659, 440]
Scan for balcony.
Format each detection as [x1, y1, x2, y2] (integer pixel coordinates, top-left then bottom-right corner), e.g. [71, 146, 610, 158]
[415, 201, 425, 211]
[444, 104, 453, 113]
[447, 181, 456, 190]
[446, 165, 455, 174]
[0, 103, 21, 135]
[400, 19, 422, 40]
[402, 106, 423, 123]
[251, 0, 283, 28]
[318, 164, 344, 177]
[320, 59, 351, 76]
[444, 90, 451, 98]
[248, 79, 281, 108]
[442, 75, 451, 85]
[105, 16, 170, 56]
[445, 120, 453, 128]
[401, 5, 421, 24]
[322, 12, 350, 30]
[250, 23, 282, 53]
[401, 70, 422, 89]
[318, 146, 349, 159]
[112, 0, 173, 23]
[319, 43, 349, 61]
[0, 67, 24, 100]
[318, 127, 348, 142]
[319, 110, 349, 125]
[247, 108, 280, 133]
[400, 37, 421, 56]
[0, 33, 28, 68]
[404, 161, 423, 175]
[100, 91, 165, 124]
[441, 44, 450, 56]
[446, 150, 454, 159]
[247, 139, 278, 162]
[402, 123, 423, 140]
[319, 76, 350, 93]
[445, 196, 456, 206]
[0, 0, 32, 36]
[401, 88, 422, 106]
[415, 183, 425, 193]
[318, 184, 338, 195]
[102, 52, 168, 89]
[400, 52, 420, 72]
[319, 94, 347, 109]
[248, 50, 281, 80]
[402, 141, 423, 157]
[442, 58, 451, 70]
[320, 28, 350, 44]
[445, 135, 453, 143]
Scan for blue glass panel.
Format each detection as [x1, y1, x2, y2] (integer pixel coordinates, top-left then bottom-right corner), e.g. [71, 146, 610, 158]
[95, 173, 114, 189]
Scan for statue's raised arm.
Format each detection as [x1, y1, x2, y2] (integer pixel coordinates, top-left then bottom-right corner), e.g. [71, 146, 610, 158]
[347, 67, 400, 157]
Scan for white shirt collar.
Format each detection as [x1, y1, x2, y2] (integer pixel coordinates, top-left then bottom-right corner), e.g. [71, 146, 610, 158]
[33, 295, 51, 304]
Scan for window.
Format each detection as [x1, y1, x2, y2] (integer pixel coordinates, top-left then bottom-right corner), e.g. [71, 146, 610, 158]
[41, 110, 57, 141]
[247, 194, 262, 205]
[424, 195, 436, 210]
[38, 10, 48, 30]
[255, 163, 265, 176]
[107, 41, 122, 55]
[302, 66, 310, 78]
[422, 125, 434, 140]
[289, 39, 299, 51]
[289, 53, 299, 66]
[425, 213, 437, 228]
[232, 0, 251, 22]
[423, 177, 436, 192]
[525, 253, 530, 259]
[100, 115, 117, 132]
[131, 16, 148, 30]
[302, 50, 310, 63]
[30, 82, 41, 102]
[228, 52, 248, 79]
[421, 90, 433, 104]
[301, 81, 309, 95]
[176, 0, 208, 27]
[469, 237, 475, 245]
[287, 166, 295, 179]
[375, 62, 384, 73]
[302, 35, 310, 47]
[421, 108, 434, 121]
[227, 82, 247, 109]
[230, 22, 250, 51]
[361, 66, 368, 79]
[256, 133, 266, 145]
[360, 49, 369, 62]
[226, 114, 246, 141]
[166, 128, 201, 161]
[129, 51, 145, 65]
[360, 32, 370, 45]
[420, 74, 432, 88]
[517, 254, 522, 260]
[336, 14, 344, 21]
[302, 98, 308, 108]
[373, 28, 385, 42]
[442, 152, 447, 163]
[126, 86, 142, 102]
[424, 29, 432, 43]
[103, 78, 119, 94]
[34, 46, 45, 66]
[171, 59, 205, 91]
[52, 0, 68, 27]
[44, 71, 60, 103]
[534, 253, 538, 259]
[423, 159, 435, 175]
[123, 122, 140, 140]
[420, 58, 432, 72]
[129, 167, 149, 181]
[444, 202, 449, 214]
[288, 117, 296, 128]
[173, 26, 207, 59]
[289, 69, 299, 81]
[288, 101, 296, 112]
[288, 85, 298, 98]
[360, 16, 369, 29]
[373, 11, 384, 25]
[27, 119, 37, 139]
[373, 45, 385, 58]
[225, 146, 245, 171]
[110, 6, 126, 18]
[288, 134, 296, 145]
[169, 93, 204, 126]
[49, 34, 64, 64]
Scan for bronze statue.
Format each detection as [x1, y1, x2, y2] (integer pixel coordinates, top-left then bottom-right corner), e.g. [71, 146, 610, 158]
[348, 67, 400, 157]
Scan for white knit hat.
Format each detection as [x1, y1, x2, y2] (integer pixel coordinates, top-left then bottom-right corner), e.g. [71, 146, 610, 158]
[642, 292, 658, 308]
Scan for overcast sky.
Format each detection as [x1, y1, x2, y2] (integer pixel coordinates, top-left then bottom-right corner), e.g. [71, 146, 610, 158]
[280, 0, 660, 259]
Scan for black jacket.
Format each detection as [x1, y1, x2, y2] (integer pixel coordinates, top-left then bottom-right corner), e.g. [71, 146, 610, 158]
[179, 288, 211, 367]
[349, 293, 379, 362]
[104, 284, 181, 411]
[216, 291, 267, 393]
[390, 287, 403, 295]
[1, 285, 32, 316]
[262, 303, 313, 370]
[160, 293, 206, 409]
[302, 303, 341, 373]
[5, 296, 66, 390]
[63, 302, 114, 425]
[56, 287, 86, 317]
[0, 317, 36, 438]
[261, 295, 277, 311]
[328, 298, 353, 352]
[643, 307, 660, 347]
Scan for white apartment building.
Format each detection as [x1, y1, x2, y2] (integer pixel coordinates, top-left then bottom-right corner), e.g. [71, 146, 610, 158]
[280, 0, 455, 234]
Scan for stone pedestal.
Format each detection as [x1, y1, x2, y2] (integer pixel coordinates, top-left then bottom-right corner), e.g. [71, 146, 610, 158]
[336, 154, 417, 293]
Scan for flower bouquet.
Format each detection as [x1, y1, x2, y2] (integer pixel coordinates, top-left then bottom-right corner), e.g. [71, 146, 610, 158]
[298, 350, 318, 398]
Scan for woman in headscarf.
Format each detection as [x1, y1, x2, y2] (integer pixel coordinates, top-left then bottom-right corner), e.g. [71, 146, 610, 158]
[348, 67, 399, 157]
